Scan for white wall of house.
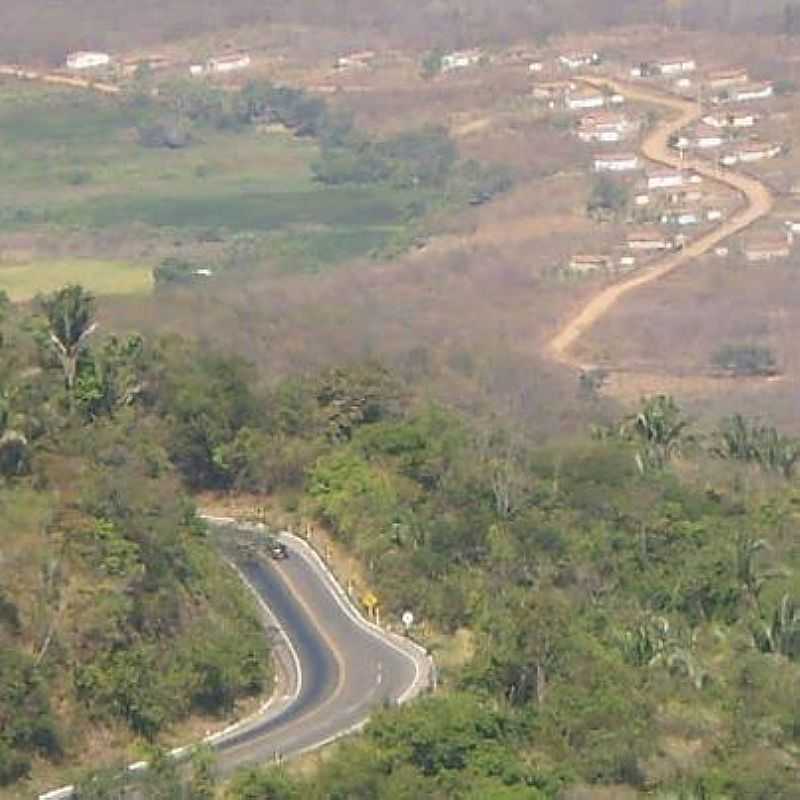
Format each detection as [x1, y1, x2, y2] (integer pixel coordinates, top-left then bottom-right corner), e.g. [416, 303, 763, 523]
[66, 52, 110, 70]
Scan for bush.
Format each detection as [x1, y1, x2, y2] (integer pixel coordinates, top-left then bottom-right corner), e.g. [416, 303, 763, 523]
[712, 343, 777, 376]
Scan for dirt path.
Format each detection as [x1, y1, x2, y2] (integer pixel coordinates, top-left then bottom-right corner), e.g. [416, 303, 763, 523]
[547, 78, 775, 380]
[0, 65, 120, 95]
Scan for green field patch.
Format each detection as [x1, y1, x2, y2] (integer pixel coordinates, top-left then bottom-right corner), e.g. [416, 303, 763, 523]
[0, 258, 152, 301]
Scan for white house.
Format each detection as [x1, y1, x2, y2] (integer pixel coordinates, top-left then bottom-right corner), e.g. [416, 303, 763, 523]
[730, 82, 773, 102]
[647, 169, 686, 190]
[577, 113, 638, 143]
[694, 125, 726, 148]
[627, 230, 674, 250]
[744, 233, 792, 262]
[207, 52, 251, 73]
[528, 60, 544, 73]
[189, 64, 204, 76]
[569, 254, 611, 273]
[702, 110, 758, 128]
[618, 254, 638, 269]
[559, 52, 599, 70]
[336, 50, 375, 70]
[706, 208, 723, 221]
[723, 141, 782, 165]
[66, 51, 111, 70]
[661, 209, 699, 226]
[707, 67, 749, 88]
[565, 88, 605, 110]
[441, 49, 482, 72]
[593, 152, 640, 172]
[657, 57, 696, 75]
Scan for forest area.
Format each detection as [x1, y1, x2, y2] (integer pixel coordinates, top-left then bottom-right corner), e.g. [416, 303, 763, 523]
[3, 284, 800, 798]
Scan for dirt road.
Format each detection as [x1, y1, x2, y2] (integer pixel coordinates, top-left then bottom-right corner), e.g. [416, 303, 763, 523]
[547, 78, 775, 374]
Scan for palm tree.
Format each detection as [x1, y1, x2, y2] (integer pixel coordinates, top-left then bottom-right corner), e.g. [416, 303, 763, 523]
[629, 395, 689, 471]
[39, 285, 97, 391]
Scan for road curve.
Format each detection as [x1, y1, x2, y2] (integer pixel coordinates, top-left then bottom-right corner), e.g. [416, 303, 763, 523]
[211, 527, 430, 773]
[547, 78, 775, 373]
[39, 525, 430, 799]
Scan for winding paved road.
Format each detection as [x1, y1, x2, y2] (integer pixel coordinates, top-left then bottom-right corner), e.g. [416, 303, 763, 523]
[547, 78, 775, 374]
[210, 527, 429, 773]
[40, 525, 430, 799]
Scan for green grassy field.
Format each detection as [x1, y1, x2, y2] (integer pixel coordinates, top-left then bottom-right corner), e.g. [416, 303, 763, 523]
[0, 258, 153, 300]
[0, 81, 424, 292]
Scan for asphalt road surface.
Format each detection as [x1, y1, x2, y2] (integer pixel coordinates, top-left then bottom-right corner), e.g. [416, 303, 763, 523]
[207, 528, 429, 773]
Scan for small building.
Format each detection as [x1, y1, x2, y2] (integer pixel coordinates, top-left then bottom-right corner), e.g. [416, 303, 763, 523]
[707, 67, 749, 89]
[569, 254, 611, 273]
[657, 56, 697, 75]
[730, 82, 774, 102]
[528, 60, 544, 73]
[702, 110, 758, 128]
[661, 209, 699, 226]
[565, 87, 606, 110]
[744, 233, 792, 262]
[627, 229, 674, 250]
[577, 112, 638, 143]
[722, 141, 782, 165]
[675, 77, 693, 89]
[648, 169, 686, 190]
[618, 254, 638, 269]
[66, 51, 111, 70]
[593, 152, 640, 172]
[207, 52, 251, 73]
[784, 218, 800, 234]
[441, 49, 482, 72]
[189, 64, 204, 76]
[634, 191, 650, 206]
[693, 124, 726, 148]
[706, 208, 723, 221]
[336, 50, 375, 70]
[667, 187, 703, 204]
[559, 52, 600, 70]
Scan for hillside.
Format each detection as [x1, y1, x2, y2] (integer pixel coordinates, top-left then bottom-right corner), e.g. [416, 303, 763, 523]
[0, 289, 272, 796]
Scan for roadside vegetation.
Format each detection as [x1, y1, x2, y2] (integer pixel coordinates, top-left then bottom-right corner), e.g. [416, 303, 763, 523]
[0, 288, 271, 795]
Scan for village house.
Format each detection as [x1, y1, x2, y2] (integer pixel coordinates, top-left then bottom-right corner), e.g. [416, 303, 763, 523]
[707, 67, 749, 89]
[627, 229, 675, 250]
[785, 218, 800, 234]
[568, 254, 611, 273]
[528, 60, 544, 73]
[667, 187, 703, 204]
[693, 125, 727, 148]
[206, 52, 251, 73]
[648, 169, 689, 190]
[729, 82, 774, 102]
[576, 112, 638, 143]
[744, 232, 792, 262]
[441, 49, 482, 72]
[336, 50, 375, 70]
[721, 141, 782, 165]
[66, 51, 111, 70]
[706, 207, 723, 221]
[559, 52, 600, 70]
[702, 110, 758, 128]
[656, 56, 697, 75]
[631, 57, 695, 78]
[565, 87, 606, 110]
[661, 208, 699, 226]
[593, 152, 640, 172]
[618, 254, 638, 269]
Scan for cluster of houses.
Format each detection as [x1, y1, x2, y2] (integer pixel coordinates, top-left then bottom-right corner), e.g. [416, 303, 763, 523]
[65, 48, 252, 78]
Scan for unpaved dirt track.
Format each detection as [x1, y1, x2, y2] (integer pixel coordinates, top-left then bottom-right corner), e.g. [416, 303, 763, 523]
[547, 78, 775, 375]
